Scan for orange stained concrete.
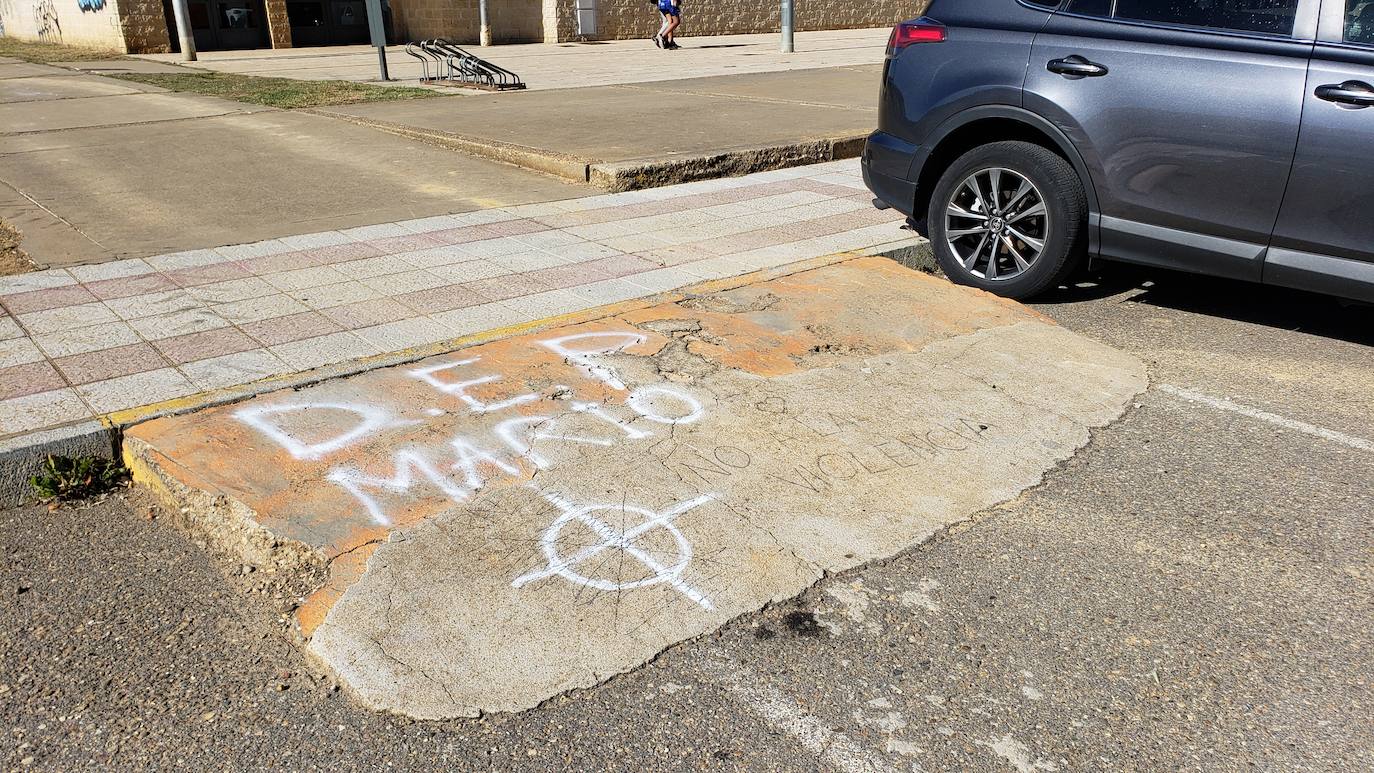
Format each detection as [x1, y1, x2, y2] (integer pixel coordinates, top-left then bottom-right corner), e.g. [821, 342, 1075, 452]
[124, 257, 1053, 639]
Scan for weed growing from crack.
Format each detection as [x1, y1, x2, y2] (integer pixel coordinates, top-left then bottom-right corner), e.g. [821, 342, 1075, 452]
[30, 455, 129, 505]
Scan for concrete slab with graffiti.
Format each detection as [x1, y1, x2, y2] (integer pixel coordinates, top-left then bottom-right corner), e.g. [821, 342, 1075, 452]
[124, 257, 1148, 719]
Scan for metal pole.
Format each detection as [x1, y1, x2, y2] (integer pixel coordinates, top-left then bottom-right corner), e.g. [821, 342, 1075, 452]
[365, 0, 389, 80]
[376, 43, 390, 81]
[170, 0, 197, 62]
[781, 0, 794, 53]
[479, 0, 492, 46]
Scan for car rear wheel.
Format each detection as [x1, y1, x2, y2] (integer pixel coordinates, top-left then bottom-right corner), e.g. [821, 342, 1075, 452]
[927, 141, 1087, 299]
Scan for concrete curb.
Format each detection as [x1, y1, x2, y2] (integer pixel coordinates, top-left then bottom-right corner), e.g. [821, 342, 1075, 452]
[307, 110, 590, 182]
[0, 420, 117, 508]
[0, 243, 925, 508]
[587, 135, 868, 192]
[309, 109, 868, 192]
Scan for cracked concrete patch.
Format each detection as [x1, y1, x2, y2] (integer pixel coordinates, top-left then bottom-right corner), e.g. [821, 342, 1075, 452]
[122, 257, 1146, 719]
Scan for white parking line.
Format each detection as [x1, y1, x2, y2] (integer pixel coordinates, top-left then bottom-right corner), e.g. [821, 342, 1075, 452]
[703, 654, 901, 773]
[1158, 384, 1374, 453]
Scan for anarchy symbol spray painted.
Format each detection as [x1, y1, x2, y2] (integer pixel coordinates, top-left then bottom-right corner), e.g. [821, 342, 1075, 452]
[512, 489, 715, 611]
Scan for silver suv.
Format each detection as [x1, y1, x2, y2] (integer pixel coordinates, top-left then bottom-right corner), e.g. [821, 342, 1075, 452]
[863, 0, 1374, 302]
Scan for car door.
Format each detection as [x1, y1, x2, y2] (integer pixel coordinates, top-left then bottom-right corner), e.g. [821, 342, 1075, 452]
[1023, 0, 1318, 281]
[1263, 0, 1374, 302]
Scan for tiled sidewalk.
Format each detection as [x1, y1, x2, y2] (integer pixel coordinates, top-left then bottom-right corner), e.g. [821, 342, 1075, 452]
[0, 161, 905, 440]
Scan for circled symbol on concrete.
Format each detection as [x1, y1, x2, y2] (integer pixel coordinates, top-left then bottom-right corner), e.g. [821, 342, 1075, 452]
[512, 490, 716, 611]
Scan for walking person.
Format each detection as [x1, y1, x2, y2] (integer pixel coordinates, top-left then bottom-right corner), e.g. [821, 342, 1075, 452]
[653, 0, 682, 49]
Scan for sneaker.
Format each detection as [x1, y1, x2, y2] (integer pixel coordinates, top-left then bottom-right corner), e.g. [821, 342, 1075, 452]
[666, 40, 681, 49]
[652, 34, 663, 48]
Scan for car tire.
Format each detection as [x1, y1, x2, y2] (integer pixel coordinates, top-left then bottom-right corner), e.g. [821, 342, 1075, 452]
[926, 141, 1087, 300]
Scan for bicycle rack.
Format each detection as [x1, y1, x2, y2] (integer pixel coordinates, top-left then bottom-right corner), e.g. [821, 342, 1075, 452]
[404, 41, 445, 83]
[406, 39, 526, 91]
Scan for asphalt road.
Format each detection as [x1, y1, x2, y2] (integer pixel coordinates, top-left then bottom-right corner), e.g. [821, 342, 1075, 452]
[2, 262, 1371, 771]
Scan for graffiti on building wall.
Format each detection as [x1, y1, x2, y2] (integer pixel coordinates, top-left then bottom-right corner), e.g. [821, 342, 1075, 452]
[35, 0, 62, 40]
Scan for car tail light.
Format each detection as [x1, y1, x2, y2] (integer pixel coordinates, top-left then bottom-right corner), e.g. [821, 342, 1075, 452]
[889, 19, 946, 51]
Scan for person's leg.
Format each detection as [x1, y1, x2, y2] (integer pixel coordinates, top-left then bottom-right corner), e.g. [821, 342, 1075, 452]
[666, 12, 681, 45]
[656, 11, 671, 46]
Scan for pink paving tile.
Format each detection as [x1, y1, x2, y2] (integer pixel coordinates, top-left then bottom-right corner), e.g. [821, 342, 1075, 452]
[241, 311, 342, 347]
[576, 254, 661, 279]
[320, 298, 412, 330]
[153, 327, 259, 365]
[693, 228, 795, 255]
[0, 360, 66, 401]
[529, 213, 585, 230]
[1, 284, 98, 315]
[162, 261, 248, 288]
[535, 201, 672, 229]
[237, 250, 322, 275]
[302, 242, 385, 265]
[707, 180, 808, 205]
[479, 218, 544, 238]
[84, 272, 179, 300]
[799, 209, 900, 237]
[364, 233, 445, 254]
[425, 225, 504, 247]
[793, 178, 867, 198]
[460, 272, 554, 302]
[396, 284, 487, 315]
[690, 235, 740, 256]
[781, 218, 853, 242]
[53, 342, 170, 386]
[526, 262, 607, 290]
[638, 245, 717, 266]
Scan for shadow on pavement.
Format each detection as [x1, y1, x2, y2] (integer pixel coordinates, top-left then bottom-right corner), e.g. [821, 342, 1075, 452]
[1038, 263, 1374, 347]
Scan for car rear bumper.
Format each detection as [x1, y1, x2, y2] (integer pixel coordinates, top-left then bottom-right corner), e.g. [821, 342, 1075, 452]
[861, 130, 920, 218]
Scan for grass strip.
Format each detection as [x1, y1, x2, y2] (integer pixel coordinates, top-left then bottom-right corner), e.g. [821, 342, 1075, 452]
[110, 71, 442, 109]
[0, 38, 125, 63]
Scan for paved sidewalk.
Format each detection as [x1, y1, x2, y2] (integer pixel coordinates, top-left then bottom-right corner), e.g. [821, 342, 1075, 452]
[138, 28, 890, 90]
[0, 161, 904, 445]
[321, 65, 879, 190]
[0, 66, 579, 267]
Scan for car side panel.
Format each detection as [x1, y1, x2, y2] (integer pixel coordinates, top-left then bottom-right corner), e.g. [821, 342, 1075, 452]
[1024, 15, 1313, 281]
[1263, 0, 1374, 303]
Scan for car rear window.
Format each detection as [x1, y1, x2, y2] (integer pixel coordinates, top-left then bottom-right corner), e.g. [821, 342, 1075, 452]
[1065, 0, 1300, 36]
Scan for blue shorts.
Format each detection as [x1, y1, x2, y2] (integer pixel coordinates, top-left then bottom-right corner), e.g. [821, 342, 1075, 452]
[658, 1, 679, 16]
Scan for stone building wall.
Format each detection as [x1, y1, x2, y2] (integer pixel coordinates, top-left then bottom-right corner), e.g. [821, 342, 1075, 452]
[487, 0, 541, 41]
[548, 0, 923, 42]
[391, 0, 542, 43]
[116, 0, 170, 53]
[391, 0, 475, 42]
[264, 0, 291, 48]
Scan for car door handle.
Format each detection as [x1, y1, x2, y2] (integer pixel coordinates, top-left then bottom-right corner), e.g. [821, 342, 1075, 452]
[1047, 56, 1109, 78]
[1315, 81, 1374, 107]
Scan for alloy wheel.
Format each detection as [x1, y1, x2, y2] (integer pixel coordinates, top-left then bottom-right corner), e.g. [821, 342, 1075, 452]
[943, 167, 1049, 281]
